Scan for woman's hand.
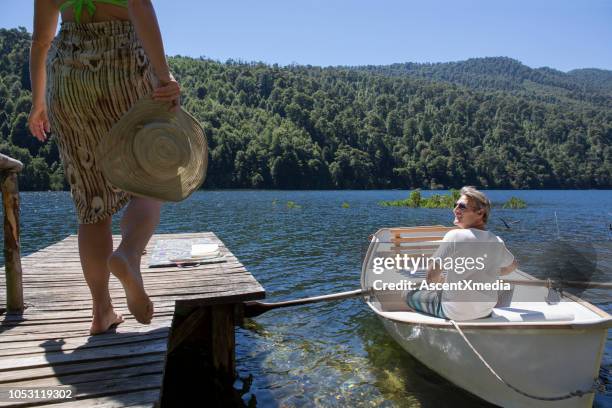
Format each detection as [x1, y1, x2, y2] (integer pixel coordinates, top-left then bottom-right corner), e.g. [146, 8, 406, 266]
[28, 104, 51, 142]
[153, 75, 180, 113]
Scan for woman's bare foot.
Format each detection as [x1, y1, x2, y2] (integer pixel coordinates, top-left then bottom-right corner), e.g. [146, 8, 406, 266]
[90, 305, 124, 335]
[108, 249, 154, 324]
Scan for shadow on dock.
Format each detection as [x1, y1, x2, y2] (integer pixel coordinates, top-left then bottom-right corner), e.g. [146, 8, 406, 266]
[36, 328, 167, 405]
[0, 310, 25, 335]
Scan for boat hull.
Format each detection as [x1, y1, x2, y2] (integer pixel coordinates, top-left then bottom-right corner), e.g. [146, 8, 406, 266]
[379, 316, 606, 408]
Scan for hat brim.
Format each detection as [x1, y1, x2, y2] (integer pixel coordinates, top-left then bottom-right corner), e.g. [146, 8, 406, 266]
[97, 95, 208, 202]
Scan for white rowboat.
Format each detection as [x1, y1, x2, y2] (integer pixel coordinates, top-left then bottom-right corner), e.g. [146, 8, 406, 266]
[362, 226, 611, 408]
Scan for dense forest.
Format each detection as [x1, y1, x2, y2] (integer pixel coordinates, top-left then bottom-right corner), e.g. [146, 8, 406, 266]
[350, 57, 612, 108]
[0, 27, 610, 190]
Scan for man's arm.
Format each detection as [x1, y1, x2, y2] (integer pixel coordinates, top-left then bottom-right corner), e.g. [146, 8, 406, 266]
[31, 0, 59, 108]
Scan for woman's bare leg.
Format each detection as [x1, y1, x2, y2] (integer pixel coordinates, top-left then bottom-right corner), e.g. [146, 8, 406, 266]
[109, 196, 162, 324]
[78, 216, 124, 335]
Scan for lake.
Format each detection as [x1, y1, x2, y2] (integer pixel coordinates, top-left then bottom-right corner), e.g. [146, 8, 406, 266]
[4, 190, 612, 407]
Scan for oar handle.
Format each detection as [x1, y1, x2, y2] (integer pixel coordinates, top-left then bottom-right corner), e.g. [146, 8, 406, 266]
[243, 288, 369, 318]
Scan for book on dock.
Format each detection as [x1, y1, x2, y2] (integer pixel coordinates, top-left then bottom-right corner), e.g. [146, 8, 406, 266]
[148, 238, 227, 267]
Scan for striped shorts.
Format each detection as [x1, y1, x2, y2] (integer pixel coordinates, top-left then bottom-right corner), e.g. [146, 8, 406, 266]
[404, 289, 448, 319]
[46, 20, 158, 224]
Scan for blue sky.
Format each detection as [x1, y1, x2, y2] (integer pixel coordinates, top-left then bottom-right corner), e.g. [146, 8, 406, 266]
[3, 0, 611, 72]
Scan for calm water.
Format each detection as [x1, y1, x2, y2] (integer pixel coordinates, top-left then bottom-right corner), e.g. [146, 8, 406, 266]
[3, 190, 612, 407]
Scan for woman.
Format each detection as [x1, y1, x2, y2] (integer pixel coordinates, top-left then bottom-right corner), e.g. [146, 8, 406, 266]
[28, 0, 180, 334]
[405, 186, 518, 320]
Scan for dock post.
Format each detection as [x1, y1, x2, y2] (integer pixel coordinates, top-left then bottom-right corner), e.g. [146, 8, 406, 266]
[211, 304, 237, 380]
[163, 303, 242, 406]
[0, 153, 24, 312]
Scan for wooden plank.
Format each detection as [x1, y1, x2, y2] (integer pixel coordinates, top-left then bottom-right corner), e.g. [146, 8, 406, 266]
[23, 284, 264, 307]
[0, 338, 167, 371]
[389, 226, 454, 234]
[16, 251, 238, 263]
[17, 276, 256, 298]
[28, 279, 264, 300]
[0, 373, 162, 407]
[16, 256, 242, 270]
[3, 361, 164, 387]
[389, 245, 440, 252]
[17, 287, 265, 312]
[0, 326, 169, 350]
[0, 354, 164, 383]
[18, 251, 236, 261]
[23, 256, 242, 269]
[0, 318, 173, 338]
[391, 236, 445, 243]
[15, 267, 251, 288]
[0, 324, 169, 343]
[0, 304, 177, 323]
[32, 389, 160, 408]
[2, 302, 176, 316]
[22, 277, 259, 299]
[175, 288, 265, 308]
[0, 330, 170, 357]
[10, 262, 245, 276]
[21, 275, 257, 296]
[0, 327, 170, 357]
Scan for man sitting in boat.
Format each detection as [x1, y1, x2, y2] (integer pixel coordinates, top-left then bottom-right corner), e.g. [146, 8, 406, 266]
[404, 186, 518, 321]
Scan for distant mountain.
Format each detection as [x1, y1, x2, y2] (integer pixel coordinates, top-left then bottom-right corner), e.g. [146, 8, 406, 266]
[347, 57, 612, 109]
[567, 68, 612, 93]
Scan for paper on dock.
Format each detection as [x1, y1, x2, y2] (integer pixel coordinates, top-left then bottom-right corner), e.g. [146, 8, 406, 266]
[191, 243, 219, 258]
[148, 238, 226, 267]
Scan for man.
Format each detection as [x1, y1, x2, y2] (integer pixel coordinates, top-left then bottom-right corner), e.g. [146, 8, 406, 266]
[404, 186, 517, 320]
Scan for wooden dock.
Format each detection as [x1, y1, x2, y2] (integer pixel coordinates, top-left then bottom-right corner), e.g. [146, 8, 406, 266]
[0, 232, 265, 407]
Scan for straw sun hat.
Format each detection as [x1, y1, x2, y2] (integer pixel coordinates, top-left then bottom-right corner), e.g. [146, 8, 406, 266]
[97, 95, 208, 202]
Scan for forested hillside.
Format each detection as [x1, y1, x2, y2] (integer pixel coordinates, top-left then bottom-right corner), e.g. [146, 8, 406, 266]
[1, 27, 610, 190]
[350, 57, 612, 108]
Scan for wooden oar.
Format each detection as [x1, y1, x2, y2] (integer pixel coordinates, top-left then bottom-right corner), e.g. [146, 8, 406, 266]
[503, 279, 612, 290]
[242, 278, 611, 318]
[243, 288, 370, 318]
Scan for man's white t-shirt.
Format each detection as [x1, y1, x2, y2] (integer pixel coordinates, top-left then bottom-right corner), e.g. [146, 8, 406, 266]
[432, 228, 514, 321]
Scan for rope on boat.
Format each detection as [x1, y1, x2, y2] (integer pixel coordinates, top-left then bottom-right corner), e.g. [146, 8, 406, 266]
[449, 320, 604, 401]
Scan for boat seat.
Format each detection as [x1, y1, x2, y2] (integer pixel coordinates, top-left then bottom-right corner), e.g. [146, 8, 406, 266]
[484, 306, 575, 322]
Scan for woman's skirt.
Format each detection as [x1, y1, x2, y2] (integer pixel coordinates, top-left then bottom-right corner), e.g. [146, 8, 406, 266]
[46, 20, 157, 224]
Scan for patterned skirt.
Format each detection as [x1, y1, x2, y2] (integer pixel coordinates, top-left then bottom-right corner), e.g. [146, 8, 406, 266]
[46, 20, 157, 224]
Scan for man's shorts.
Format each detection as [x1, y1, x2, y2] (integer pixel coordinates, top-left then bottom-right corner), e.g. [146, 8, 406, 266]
[403, 289, 448, 319]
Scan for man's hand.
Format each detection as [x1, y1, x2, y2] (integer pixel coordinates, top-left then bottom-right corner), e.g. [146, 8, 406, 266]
[426, 265, 444, 284]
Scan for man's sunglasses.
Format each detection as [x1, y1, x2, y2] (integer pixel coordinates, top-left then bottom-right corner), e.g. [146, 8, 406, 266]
[454, 202, 469, 210]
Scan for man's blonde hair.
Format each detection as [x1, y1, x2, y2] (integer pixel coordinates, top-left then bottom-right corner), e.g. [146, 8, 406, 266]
[460, 186, 491, 223]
